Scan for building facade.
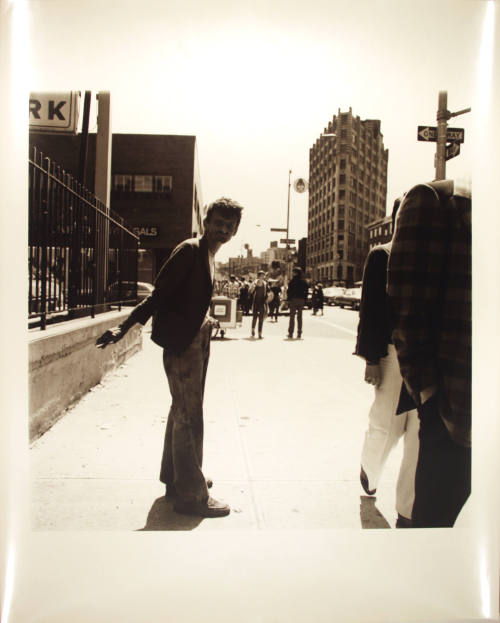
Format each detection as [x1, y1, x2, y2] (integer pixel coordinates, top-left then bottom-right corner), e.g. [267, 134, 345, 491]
[307, 108, 388, 286]
[29, 133, 203, 284]
[367, 215, 393, 249]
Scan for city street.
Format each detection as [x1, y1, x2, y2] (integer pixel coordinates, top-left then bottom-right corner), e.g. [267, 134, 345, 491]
[31, 305, 426, 531]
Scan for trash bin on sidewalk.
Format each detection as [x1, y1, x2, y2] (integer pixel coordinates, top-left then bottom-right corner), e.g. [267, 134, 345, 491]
[210, 295, 242, 338]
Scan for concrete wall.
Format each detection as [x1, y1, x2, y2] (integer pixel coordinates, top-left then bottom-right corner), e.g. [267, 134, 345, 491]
[29, 311, 143, 442]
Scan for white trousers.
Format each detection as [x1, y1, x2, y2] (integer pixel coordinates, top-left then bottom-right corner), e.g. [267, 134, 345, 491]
[360, 345, 420, 519]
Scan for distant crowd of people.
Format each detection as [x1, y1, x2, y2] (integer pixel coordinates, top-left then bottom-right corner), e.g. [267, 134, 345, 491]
[213, 272, 326, 338]
[96, 178, 471, 529]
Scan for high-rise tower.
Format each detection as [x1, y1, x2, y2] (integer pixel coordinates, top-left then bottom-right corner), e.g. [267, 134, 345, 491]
[307, 108, 388, 286]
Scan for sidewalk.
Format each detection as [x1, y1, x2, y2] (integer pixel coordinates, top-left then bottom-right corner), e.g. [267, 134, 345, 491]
[31, 311, 409, 531]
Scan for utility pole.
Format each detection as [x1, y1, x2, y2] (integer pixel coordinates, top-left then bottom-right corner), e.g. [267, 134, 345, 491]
[94, 92, 112, 308]
[286, 169, 291, 251]
[435, 90, 471, 180]
[435, 91, 448, 180]
[286, 169, 292, 279]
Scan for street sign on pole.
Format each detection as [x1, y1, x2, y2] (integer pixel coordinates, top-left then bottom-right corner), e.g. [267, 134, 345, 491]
[418, 126, 438, 141]
[446, 128, 465, 143]
[418, 125, 465, 143]
[445, 142, 460, 161]
[270, 227, 287, 232]
[280, 238, 295, 245]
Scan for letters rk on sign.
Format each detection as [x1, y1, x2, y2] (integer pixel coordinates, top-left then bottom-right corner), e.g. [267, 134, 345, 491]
[29, 92, 80, 134]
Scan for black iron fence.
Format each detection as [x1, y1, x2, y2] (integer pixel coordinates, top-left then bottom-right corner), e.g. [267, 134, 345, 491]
[29, 146, 140, 330]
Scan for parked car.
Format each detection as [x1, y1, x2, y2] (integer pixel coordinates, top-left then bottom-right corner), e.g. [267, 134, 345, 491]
[322, 286, 346, 306]
[107, 281, 154, 305]
[333, 287, 362, 310]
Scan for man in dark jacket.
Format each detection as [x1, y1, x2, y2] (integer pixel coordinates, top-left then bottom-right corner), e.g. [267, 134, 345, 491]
[96, 198, 243, 518]
[388, 180, 471, 527]
[286, 266, 308, 339]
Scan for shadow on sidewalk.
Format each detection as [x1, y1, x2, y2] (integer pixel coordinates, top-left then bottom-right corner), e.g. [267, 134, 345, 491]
[359, 496, 391, 529]
[137, 497, 203, 531]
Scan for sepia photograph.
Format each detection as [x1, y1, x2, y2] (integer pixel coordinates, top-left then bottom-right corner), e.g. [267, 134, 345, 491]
[1, 0, 499, 621]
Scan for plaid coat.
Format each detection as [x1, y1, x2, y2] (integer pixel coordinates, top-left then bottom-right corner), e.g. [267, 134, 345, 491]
[387, 181, 471, 447]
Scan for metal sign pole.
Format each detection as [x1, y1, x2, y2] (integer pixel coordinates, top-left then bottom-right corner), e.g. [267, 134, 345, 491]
[436, 90, 448, 180]
[286, 169, 291, 278]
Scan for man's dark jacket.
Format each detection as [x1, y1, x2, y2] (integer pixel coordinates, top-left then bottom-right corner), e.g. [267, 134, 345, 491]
[287, 276, 308, 300]
[124, 236, 213, 353]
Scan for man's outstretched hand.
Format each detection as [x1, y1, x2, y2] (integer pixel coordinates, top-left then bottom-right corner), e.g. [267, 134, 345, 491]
[96, 326, 125, 349]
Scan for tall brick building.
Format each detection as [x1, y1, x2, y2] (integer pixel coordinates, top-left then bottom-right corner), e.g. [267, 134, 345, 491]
[307, 108, 388, 286]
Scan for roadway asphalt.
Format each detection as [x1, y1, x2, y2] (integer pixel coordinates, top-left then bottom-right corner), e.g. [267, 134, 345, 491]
[30, 305, 467, 531]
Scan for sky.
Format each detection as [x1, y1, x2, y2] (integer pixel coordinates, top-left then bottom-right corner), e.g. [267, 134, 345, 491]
[27, 0, 484, 262]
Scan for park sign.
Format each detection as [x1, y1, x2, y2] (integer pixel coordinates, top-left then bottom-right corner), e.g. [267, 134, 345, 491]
[417, 125, 465, 143]
[29, 92, 80, 134]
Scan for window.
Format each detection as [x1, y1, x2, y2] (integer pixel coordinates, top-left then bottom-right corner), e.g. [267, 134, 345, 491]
[133, 175, 153, 192]
[113, 174, 134, 191]
[154, 175, 173, 192]
[112, 174, 173, 193]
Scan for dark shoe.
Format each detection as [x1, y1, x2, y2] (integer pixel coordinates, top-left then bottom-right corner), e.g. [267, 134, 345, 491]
[360, 467, 376, 495]
[286, 334, 292, 339]
[395, 513, 413, 528]
[251, 330, 255, 337]
[165, 478, 213, 498]
[258, 333, 263, 339]
[297, 333, 302, 338]
[174, 496, 230, 518]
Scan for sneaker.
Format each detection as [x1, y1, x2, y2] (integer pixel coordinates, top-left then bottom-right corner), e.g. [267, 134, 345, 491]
[360, 467, 376, 495]
[165, 478, 213, 498]
[174, 496, 230, 518]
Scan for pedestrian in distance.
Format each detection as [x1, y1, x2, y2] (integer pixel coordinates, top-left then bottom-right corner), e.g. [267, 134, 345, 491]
[388, 179, 471, 528]
[286, 266, 308, 339]
[249, 270, 268, 338]
[312, 283, 324, 316]
[95, 197, 244, 518]
[355, 197, 419, 528]
[268, 279, 282, 322]
[238, 277, 250, 316]
[223, 274, 240, 299]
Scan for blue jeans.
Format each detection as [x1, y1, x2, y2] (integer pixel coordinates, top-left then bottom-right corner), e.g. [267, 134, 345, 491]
[288, 298, 304, 336]
[251, 303, 266, 333]
[160, 323, 212, 503]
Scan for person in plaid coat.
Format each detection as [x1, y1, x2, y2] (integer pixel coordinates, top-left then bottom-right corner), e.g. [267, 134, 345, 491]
[387, 179, 471, 528]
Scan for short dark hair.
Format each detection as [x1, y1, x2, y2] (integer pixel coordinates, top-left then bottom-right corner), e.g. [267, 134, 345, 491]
[292, 266, 302, 276]
[203, 197, 243, 232]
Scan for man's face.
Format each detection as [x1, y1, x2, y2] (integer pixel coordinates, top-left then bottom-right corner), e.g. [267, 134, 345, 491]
[205, 210, 239, 246]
